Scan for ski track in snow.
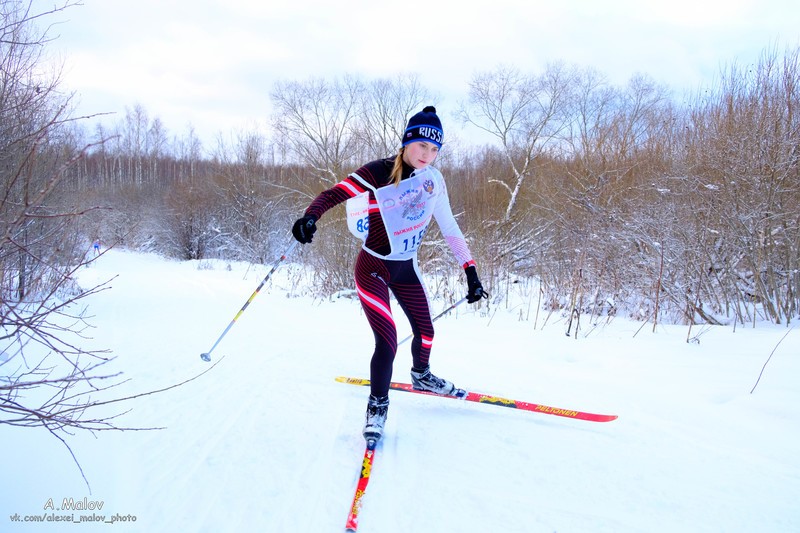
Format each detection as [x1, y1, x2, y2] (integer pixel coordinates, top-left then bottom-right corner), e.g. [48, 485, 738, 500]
[2, 249, 799, 532]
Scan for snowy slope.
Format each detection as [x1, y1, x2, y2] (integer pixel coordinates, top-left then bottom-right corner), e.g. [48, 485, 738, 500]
[3, 249, 799, 532]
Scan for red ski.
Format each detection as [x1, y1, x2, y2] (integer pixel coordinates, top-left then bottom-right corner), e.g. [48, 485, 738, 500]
[335, 376, 617, 423]
[345, 439, 378, 532]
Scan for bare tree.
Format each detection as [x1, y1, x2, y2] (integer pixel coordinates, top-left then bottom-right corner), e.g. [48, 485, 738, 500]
[356, 74, 433, 159]
[0, 0, 99, 459]
[206, 129, 289, 263]
[0, 1, 201, 489]
[147, 116, 169, 181]
[680, 47, 800, 324]
[270, 75, 365, 182]
[174, 124, 203, 182]
[459, 63, 575, 221]
[119, 103, 149, 185]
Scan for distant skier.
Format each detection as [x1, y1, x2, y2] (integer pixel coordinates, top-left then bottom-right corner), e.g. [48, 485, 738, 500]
[291, 106, 488, 442]
[92, 238, 101, 256]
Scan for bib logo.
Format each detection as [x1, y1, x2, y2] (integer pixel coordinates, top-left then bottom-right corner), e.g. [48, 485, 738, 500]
[399, 188, 426, 221]
[423, 179, 434, 194]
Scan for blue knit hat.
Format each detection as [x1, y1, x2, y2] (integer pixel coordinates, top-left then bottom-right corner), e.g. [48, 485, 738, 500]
[402, 106, 443, 148]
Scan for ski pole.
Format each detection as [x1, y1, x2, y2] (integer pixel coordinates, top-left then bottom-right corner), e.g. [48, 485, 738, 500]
[398, 296, 468, 347]
[201, 240, 299, 362]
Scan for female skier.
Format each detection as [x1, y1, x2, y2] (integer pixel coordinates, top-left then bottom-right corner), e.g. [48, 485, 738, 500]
[292, 106, 487, 442]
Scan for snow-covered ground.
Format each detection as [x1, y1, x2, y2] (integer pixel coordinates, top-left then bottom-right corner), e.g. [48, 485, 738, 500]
[3, 248, 799, 532]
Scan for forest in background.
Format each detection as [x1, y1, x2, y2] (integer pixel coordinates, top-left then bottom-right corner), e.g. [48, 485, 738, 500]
[4, 1, 799, 342]
[66, 53, 800, 330]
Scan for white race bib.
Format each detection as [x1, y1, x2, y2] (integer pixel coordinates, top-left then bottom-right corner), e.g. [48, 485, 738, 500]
[375, 167, 440, 259]
[346, 192, 370, 241]
[345, 166, 443, 259]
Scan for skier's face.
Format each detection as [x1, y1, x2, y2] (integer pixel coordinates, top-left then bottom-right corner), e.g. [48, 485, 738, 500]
[403, 141, 439, 169]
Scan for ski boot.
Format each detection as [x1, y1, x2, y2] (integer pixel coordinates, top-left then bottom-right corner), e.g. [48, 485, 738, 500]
[363, 394, 389, 443]
[410, 366, 467, 398]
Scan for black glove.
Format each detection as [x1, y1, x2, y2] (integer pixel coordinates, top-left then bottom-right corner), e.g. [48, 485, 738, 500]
[292, 215, 317, 243]
[464, 265, 488, 304]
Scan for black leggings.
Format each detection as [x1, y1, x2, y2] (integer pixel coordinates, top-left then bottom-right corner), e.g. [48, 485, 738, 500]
[354, 250, 434, 398]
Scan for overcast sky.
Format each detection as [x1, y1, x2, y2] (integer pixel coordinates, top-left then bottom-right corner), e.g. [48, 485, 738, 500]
[41, 0, 800, 151]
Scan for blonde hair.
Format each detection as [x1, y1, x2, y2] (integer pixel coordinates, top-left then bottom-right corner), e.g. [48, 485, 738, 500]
[390, 147, 405, 186]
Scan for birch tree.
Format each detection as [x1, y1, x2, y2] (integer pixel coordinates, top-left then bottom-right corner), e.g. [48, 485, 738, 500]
[459, 64, 575, 221]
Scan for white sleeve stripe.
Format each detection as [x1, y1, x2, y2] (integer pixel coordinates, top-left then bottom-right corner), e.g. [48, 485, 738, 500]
[349, 172, 377, 193]
[335, 180, 363, 197]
